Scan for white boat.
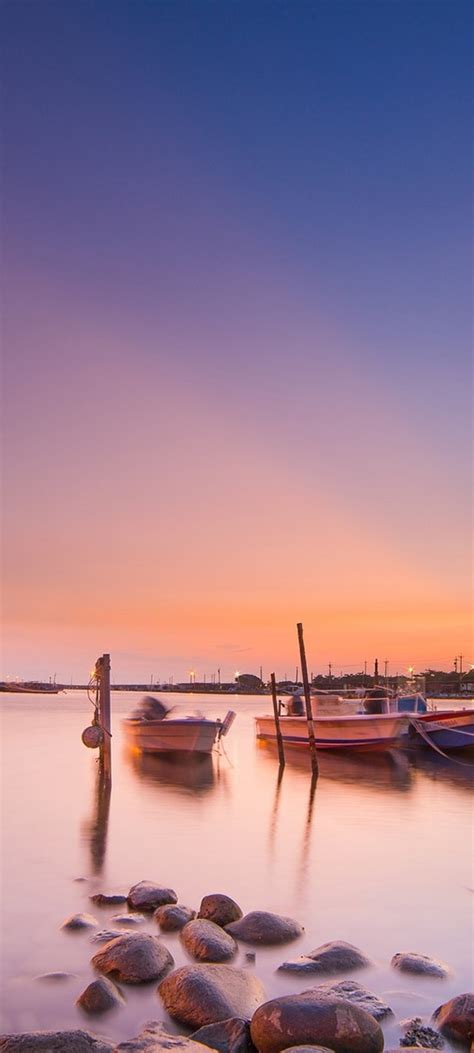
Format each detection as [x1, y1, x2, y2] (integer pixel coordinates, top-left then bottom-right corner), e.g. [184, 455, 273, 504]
[123, 696, 235, 755]
[255, 710, 409, 752]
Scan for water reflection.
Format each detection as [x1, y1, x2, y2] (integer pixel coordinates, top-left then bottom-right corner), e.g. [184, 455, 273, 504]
[124, 746, 216, 794]
[410, 750, 474, 791]
[81, 765, 111, 875]
[257, 740, 413, 791]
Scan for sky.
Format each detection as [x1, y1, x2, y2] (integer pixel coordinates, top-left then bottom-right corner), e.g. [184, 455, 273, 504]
[1, 0, 472, 684]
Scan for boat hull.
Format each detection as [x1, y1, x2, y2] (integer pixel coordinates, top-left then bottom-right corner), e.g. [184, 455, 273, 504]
[408, 709, 474, 751]
[255, 713, 409, 752]
[123, 718, 220, 754]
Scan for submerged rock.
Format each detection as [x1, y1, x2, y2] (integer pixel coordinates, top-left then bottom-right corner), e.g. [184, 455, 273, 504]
[77, 976, 125, 1014]
[111, 913, 146, 926]
[92, 932, 174, 984]
[127, 880, 177, 911]
[90, 893, 128, 907]
[159, 963, 265, 1029]
[280, 1049, 335, 1053]
[400, 1018, 444, 1048]
[61, 912, 98, 931]
[391, 953, 450, 979]
[155, 904, 196, 931]
[278, 940, 371, 975]
[190, 1016, 255, 1052]
[35, 971, 78, 982]
[432, 993, 474, 1044]
[91, 929, 131, 944]
[0, 1031, 113, 1052]
[181, 920, 238, 963]
[250, 991, 384, 1053]
[226, 912, 302, 945]
[115, 1022, 214, 1051]
[198, 894, 243, 928]
[309, 980, 392, 1020]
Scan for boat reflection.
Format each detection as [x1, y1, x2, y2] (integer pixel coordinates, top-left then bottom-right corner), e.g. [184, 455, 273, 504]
[257, 739, 412, 791]
[124, 745, 216, 795]
[410, 750, 474, 792]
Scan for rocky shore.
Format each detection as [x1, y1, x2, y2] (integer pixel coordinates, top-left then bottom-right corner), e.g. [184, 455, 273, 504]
[1, 883, 472, 1053]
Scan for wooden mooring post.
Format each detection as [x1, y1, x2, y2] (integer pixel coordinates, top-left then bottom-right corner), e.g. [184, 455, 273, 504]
[270, 672, 285, 767]
[297, 623, 319, 777]
[96, 653, 112, 782]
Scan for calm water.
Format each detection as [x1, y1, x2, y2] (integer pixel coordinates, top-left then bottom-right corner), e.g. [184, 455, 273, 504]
[1, 691, 473, 1044]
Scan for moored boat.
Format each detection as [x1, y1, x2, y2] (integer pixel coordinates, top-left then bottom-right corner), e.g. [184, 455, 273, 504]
[255, 711, 409, 752]
[123, 695, 236, 755]
[406, 708, 474, 751]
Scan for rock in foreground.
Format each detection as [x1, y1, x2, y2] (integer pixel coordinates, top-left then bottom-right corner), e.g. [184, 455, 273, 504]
[127, 881, 177, 911]
[159, 963, 265, 1029]
[0, 1031, 113, 1052]
[155, 904, 196, 931]
[391, 953, 450, 979]
[77, 976, 125, 1014]
[432, 993, 474, 1044]
[279, 940, 371, 975]
[198, 894, 243, 928]
[226, 912, 302, 945]
[92, 932, 173, 983]
[310, 980, 392, 1020]
[115, 1022, 215, 1052]
[190, 1016, 255, 1052]
[181, 920, 238, 963]
[250, 991, 384, 1053]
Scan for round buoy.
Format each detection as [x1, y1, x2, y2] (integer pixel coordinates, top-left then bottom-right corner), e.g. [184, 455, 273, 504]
[82, 724, 103, 749]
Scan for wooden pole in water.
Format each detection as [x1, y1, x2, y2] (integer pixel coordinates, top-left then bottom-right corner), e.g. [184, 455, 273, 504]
[270, 672, 285, 768]
[97, 653, 112, 783]
[297, 623, 319, 776]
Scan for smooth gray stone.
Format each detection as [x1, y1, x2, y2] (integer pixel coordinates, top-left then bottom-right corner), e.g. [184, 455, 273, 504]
[92, 933, 174, 984]
[225, 912, 302, 946]
[198, 895, 243, 929]
[391, 952, 450, 978]
[181, 920, 237, 963]
[0, 1031, 113, 1052]
[159, 964, 265, 1029]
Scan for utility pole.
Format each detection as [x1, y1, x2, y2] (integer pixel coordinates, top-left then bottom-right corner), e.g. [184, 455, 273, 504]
[454, 658, 458, 674]
[328, 663, 332, 681]
[374, 659, 379, 684]
[364, 660, 367, 677]
[459, 655, 464, 677]
[384, 660, 388, 682]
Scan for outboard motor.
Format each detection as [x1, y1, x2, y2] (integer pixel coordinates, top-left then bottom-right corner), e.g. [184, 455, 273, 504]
[289, 693, 304, 716]
[217, 710, 236, 738]
[136, 695, 170, 721]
